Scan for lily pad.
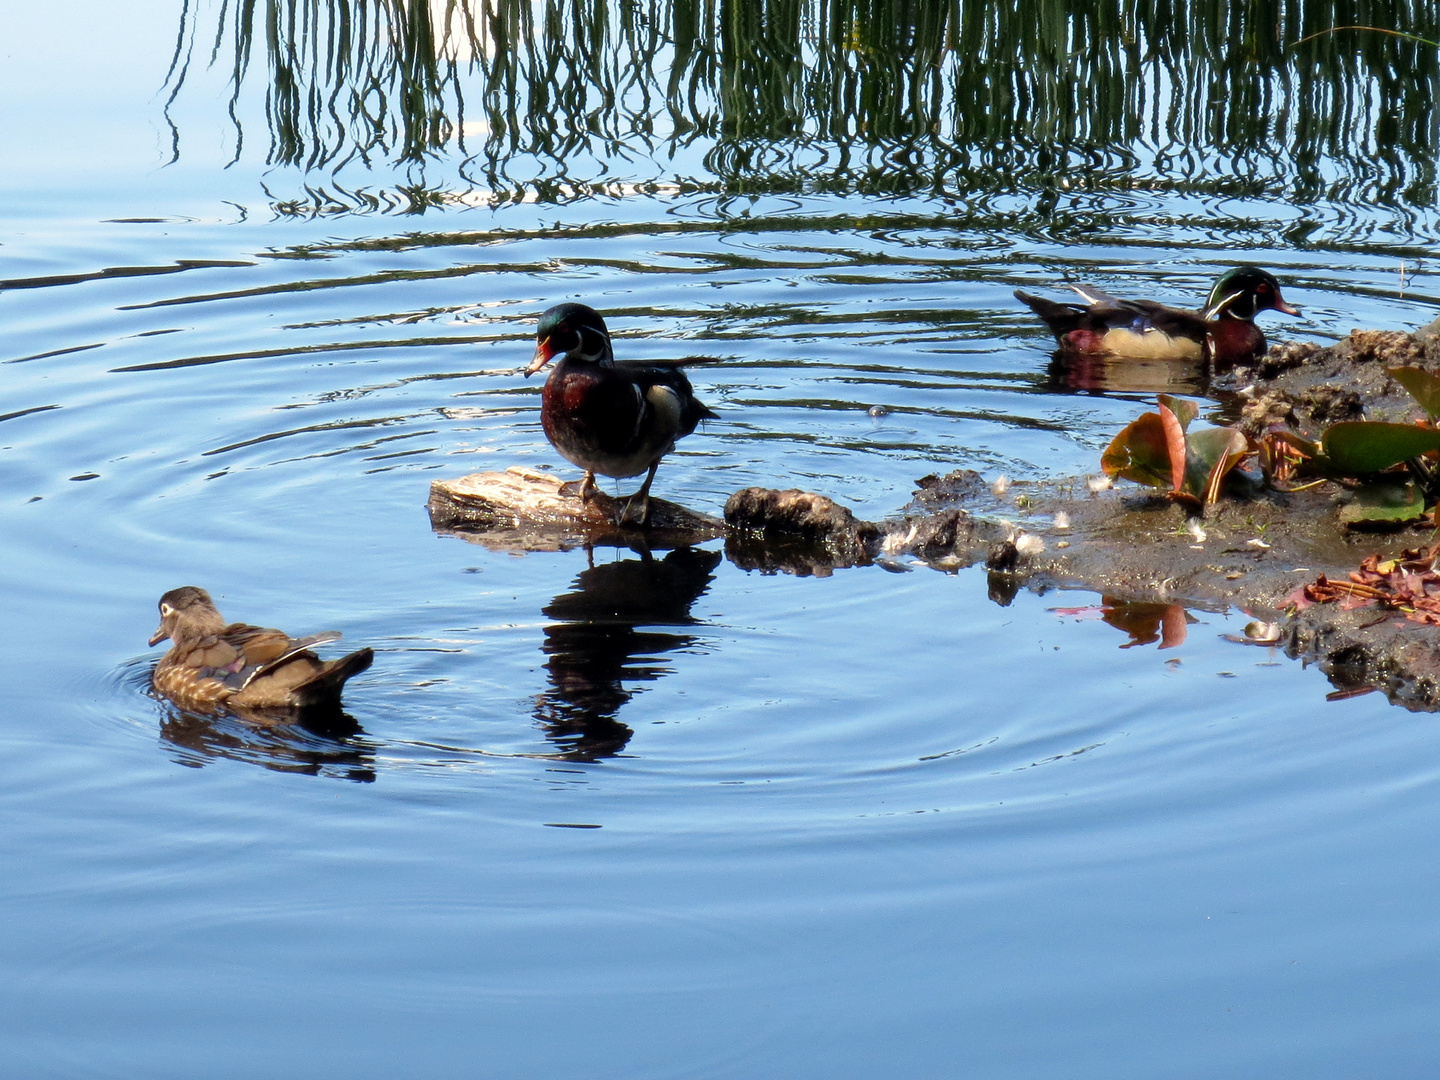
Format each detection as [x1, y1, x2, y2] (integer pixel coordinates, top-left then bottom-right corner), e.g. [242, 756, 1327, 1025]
[1388, 366, 1440, 419]
[1184, 426, 1251, 507]
[1338, 480, 1427, 525]
[1321, 421, 1440, 475]
[1101, 412, 1171, 488]
[1157, 394, 1199, 432]
[1156, 398, 1192, 493]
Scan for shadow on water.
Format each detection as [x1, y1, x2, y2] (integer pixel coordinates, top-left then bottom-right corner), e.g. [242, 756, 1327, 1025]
[163, 0, 1440, 229]
[159, 704, 379, 782]
[534, 545, 723, 761]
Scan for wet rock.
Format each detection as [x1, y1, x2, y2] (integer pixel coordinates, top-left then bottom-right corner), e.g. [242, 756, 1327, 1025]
[724, 487, 882, 570]
[893, 508, 983, 559]
[910, 469, 989, 509]
[986, 538, 1020, 572]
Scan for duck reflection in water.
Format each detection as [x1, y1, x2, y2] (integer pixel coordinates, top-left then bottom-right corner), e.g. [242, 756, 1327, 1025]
[1046, 351, 1209, 396]
[158, 705, 377, 782]
[535, 546, 722, 761]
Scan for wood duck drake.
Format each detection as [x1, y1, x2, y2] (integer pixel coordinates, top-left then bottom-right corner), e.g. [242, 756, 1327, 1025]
[1015, 266, 1300, 368]
[525, 302, 718, 525]
[148, 587, 373, 717]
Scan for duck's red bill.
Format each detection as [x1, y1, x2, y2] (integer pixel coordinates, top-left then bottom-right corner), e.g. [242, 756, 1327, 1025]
[525, 337, 556, 376]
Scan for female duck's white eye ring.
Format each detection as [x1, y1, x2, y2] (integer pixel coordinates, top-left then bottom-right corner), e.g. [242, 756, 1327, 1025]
[160, 604, 174, 618]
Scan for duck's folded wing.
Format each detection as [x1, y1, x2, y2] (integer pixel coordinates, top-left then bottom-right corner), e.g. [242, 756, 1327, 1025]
[1068, 283, 1121, 306]
[220, 624, 342, 690]
[1121, 299, 1209, 338]
[175, 634, 244, 680]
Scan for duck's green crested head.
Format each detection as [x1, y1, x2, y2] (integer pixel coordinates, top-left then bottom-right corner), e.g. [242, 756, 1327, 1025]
[527, 302, 613, 376]
[1203, 267, 1301, 321]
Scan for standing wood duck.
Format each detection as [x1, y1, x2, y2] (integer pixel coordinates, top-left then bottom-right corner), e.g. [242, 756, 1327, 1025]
[148, 586, 373, 717]
[1015, 266, 1300, 368]
[525, 302, 718, 525]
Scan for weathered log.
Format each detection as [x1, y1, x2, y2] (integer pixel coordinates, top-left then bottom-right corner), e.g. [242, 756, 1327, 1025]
[427, 466, 726, 551]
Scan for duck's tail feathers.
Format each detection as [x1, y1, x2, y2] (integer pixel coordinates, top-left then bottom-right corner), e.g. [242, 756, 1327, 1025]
[1014, 289, 1084, 336]
[293, 647, 374, 708]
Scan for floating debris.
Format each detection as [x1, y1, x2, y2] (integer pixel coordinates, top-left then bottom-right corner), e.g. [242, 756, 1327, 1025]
[867, 405, 889, 419]
[1187, 520, 1207, 543]
[1247, 537, 1271, 549]
[1086, 474, 1114, 493]
[992, 474, 1011, 497]
[1291, 544, 1440, 625]
[1053, 511, 1071, 530]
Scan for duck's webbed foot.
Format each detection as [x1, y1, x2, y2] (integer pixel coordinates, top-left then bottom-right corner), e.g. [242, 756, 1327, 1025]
[617, 492, 651, 526]
[616, 463, 659, 527]
[560, 471, 598, 505]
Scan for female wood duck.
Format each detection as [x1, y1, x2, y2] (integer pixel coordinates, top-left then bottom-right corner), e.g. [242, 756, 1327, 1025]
[525, 302, 718, 525]
[1015, 266, 1300, 368]
[148, 586, 373, 717]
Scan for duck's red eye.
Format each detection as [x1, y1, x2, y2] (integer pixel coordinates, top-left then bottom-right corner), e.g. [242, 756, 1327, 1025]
[1257, 283, 1271, 293]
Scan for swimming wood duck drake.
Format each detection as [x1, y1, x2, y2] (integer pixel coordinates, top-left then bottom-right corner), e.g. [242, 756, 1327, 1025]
[1015, 266, 1300, 368]
[525, 302, 718, 525]
[148, 587, 373, 717]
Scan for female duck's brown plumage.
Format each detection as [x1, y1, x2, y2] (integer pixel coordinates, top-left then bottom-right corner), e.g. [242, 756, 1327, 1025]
[148, 586, 372, 717]
[1015, 266, 1300, 368]
[525, 302, 717, 526]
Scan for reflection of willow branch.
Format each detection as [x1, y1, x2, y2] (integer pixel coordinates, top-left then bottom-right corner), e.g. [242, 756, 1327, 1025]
[163, 0, 1439, 217]
[165, 0, 484, 169]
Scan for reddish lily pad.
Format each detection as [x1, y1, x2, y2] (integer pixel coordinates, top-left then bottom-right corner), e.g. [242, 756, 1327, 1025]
[1156, 394, 1198, 432]
[1157, 398, 1190, 493]
[1101, 411, 1172, 488]
[1184, 426, 1251, 507]
[1320, 421, 1440, 475]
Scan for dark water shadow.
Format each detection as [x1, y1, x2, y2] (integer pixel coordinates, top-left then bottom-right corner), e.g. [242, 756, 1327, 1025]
[533, 545, 723, 761]
[159, 702, 378, 782]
